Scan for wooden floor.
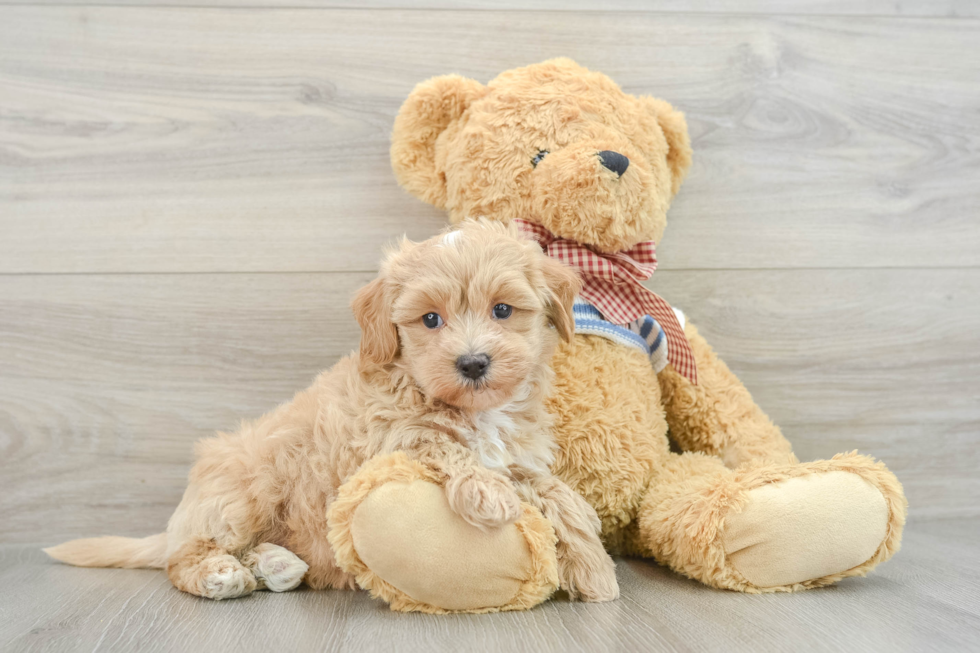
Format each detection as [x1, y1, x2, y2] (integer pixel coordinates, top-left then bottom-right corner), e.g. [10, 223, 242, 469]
[1, 1, 979, 651]
[2, 520, 979, 653]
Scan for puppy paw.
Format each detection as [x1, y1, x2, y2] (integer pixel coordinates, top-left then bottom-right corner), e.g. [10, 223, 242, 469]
[560, 547, 619, 602]
[445, 469, 522, 530]
[242, 543, 309, 592]
[200, 554, 257, 600]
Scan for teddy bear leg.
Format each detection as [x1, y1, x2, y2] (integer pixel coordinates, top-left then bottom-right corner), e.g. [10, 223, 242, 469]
[327, 452, 559, 613]
[637, 451, 907, 592]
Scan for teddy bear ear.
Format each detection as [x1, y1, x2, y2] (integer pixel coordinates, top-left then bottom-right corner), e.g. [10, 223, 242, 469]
[639, 97, 693, 197]
[391, 75, 487, 209]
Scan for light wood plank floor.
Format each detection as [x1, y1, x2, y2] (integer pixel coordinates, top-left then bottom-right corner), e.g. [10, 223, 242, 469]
[3, 520, 979, 653]
[1, 1, 978, 651]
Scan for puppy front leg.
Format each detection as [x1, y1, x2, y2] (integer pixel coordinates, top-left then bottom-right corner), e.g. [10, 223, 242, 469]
[513, 473, 619, 602]
[399, 433, 522, 530]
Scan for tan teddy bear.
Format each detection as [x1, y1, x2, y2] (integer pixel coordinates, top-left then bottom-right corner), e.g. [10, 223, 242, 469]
[327, 58, 907, 613]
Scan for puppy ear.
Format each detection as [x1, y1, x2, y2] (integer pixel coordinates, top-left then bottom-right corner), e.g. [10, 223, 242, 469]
[390, 74, 486, 209]
[351, 277, 399, 365]
[538, 257, 581, 343]
[639, 96, 693, 197]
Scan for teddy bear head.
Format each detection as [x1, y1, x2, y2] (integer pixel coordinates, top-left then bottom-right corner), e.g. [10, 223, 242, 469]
[391, 58, 692, 253]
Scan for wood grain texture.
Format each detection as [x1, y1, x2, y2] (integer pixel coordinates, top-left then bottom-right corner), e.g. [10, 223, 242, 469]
[2, 520, 979, 653]
[1, 268, 977, 544]
[2, 8, 979, 273]
[0, 1, 976, 17]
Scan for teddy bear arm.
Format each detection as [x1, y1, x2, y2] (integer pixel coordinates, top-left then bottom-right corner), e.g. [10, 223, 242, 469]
[658, 320, 798, 468]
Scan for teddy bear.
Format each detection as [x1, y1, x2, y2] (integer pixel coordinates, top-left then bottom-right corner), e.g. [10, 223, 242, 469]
[325, 58, 907, 613]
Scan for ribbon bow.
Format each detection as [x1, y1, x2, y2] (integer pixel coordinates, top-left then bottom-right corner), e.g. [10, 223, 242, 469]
[514, 218, 697, 384]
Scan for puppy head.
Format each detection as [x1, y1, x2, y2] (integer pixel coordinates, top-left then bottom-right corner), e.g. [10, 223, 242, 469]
[352, 219, 580, 411]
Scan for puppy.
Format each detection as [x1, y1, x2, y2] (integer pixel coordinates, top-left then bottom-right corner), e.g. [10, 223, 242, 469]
[46, 220, 619, 604]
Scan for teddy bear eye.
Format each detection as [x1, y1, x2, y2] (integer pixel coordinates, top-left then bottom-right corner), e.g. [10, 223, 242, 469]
[531, 150, 549, 167]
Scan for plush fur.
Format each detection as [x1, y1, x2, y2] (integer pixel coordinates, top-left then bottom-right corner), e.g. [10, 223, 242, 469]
[45, 220, 618, 606]
[379, 58, 908, 597]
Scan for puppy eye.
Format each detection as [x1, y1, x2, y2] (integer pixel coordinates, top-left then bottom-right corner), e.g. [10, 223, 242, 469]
[422, 313, 444, 329]
[492, 304, 513, 319]
[531, 150, 549, 167]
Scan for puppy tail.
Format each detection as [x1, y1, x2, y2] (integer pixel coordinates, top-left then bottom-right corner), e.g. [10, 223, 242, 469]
[43, 533, 168, 569]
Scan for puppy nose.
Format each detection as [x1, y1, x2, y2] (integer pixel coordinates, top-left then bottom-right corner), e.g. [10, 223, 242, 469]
[598, 150, 630, 177]
[456, 354, 490, 380]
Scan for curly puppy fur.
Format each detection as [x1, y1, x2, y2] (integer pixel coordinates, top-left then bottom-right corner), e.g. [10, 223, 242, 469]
[45, 220, 618, 607]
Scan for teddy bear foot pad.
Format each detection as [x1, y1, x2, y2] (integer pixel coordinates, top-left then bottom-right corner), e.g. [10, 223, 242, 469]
[328, 453, 559, 613]
[722, 471, 889, 588]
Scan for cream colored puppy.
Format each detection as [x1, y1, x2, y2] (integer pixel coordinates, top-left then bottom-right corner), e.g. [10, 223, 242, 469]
[46, 220, 619, 603]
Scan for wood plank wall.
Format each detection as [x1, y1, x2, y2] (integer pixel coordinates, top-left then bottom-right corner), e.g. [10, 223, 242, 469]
[1, 3, 978, 544]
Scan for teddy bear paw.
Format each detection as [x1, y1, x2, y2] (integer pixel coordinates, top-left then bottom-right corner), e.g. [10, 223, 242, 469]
[722, 469, 892, 588]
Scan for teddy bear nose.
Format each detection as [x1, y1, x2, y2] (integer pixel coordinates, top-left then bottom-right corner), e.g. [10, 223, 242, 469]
[456, 354, 490, 380]
[598, 150, 630, 177]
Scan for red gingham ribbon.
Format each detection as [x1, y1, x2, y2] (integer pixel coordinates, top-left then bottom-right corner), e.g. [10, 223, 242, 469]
[514, 218, 697, 384]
